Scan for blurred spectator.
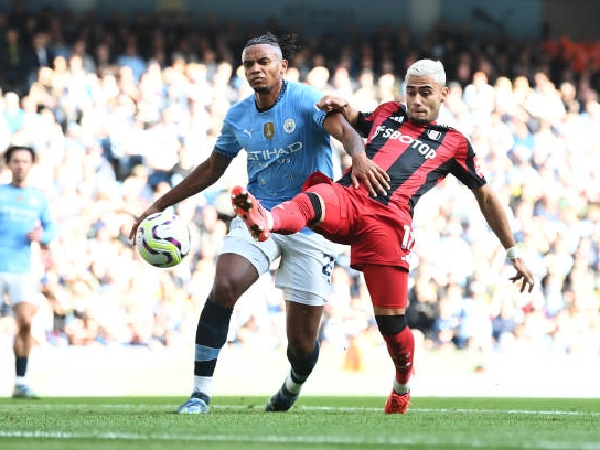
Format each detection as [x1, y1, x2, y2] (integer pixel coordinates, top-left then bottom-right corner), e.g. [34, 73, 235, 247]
[70, 38, 96, 75]
[0, 27, 31, 96]
[456, 282, 494, 352]
[116, 36, 147, 83]
[3, 91, 25, 133]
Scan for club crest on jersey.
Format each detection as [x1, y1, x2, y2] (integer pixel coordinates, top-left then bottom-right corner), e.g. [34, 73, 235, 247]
[284, 118, 296, 133]
[427, 129, 441, 141]
[264, 122, 275, 139]
[389, 116, 405, 123]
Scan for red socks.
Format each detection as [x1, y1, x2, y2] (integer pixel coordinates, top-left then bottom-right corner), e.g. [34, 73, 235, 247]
[270, 194, 315, 233]
[382, 327, 415, 385]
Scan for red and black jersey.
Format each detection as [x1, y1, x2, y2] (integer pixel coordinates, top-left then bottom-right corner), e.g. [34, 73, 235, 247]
[338, 102, 486, 217]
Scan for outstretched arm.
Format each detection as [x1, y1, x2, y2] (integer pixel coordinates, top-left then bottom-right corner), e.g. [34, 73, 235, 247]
[473, 184, 535, 292]
[322, 112, 389, 196]
[128, 151, 232, 242]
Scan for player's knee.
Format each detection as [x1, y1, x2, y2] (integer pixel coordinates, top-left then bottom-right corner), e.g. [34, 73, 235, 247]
[210, 275, 244, 307]
[375, 314, 406, 336]
[16, 319, 33, 335]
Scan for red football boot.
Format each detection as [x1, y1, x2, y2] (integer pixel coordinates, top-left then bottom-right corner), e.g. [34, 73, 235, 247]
[384, 391, 410, 414]
[231, 186, 271, 242]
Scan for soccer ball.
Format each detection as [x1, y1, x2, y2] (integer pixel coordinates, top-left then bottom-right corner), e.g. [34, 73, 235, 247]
[136, 212, 191, 268]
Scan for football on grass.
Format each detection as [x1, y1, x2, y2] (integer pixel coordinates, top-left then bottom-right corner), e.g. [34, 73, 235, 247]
[136, 212, 190, 268]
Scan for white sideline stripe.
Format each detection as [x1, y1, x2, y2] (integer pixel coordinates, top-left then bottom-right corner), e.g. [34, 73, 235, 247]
[0, 430, 598, 449]
[1, 404, 598, 416]
[299, 406, 600, 416]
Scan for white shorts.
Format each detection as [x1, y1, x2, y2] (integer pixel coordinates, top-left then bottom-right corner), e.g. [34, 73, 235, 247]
[0, 272, 44, 307]
[218, 216, 344, 306]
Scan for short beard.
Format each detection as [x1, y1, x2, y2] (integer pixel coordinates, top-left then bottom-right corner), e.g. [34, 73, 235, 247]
[410, 118, 430, 125]
[253, 86, 270, 95]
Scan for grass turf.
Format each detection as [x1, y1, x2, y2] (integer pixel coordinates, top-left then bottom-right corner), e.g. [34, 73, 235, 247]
[1, 396, 599, 450]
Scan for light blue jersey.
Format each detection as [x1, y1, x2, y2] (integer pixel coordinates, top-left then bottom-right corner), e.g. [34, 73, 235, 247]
[0, 184, 56, 274]
[214, 80, 333, 209]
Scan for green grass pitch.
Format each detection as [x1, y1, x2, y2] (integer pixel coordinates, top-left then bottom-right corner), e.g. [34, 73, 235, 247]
[1, 396, 599, 450]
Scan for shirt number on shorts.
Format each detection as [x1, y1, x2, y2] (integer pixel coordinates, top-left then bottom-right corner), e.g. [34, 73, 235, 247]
[322, 254, 335, 281]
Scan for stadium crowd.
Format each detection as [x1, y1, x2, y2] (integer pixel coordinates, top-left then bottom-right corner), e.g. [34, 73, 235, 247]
[1, 3, 599, 369]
